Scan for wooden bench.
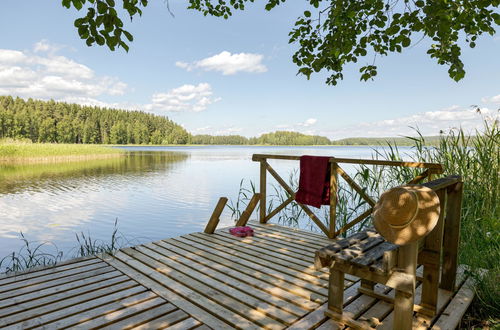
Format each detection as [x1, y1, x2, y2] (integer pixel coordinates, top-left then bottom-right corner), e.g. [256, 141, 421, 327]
[315, 176, 464, 329]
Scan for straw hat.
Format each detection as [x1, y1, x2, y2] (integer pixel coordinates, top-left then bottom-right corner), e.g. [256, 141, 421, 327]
[372, 185, 440, 245]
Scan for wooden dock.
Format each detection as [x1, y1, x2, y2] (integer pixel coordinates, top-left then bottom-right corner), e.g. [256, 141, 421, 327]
[0, 222, 474, 329]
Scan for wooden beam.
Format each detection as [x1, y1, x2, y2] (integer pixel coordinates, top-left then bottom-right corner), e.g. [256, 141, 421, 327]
[329, 162, 339, 239]
[264, 161, 331, 237]
[337, 166, 376, 207]
[441, 181, 463, 291]
[251, 154, 443, 171]
[259, 160, 267, 223]
[263, 195, 294, 222]
[407, 169, 429, 184]
[204, 197, 228, 234]
[421, 188, 446, 314]
[333, 208, 373, 238]
[421, 175, 461, 192]
[235, 193, 261, 227]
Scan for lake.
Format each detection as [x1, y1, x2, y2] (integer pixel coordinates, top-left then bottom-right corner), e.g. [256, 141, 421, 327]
[0, 145, 410, 259]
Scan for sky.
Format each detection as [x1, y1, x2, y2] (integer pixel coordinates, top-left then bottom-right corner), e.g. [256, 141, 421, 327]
[0, 1, 499, 139]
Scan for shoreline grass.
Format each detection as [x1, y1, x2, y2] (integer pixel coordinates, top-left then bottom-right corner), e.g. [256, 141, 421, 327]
[0, 139, 124, 163]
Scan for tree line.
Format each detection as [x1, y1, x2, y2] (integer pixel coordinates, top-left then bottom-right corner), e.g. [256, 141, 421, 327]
[1, 96, 438, 146]
[0, 96, 189, 144]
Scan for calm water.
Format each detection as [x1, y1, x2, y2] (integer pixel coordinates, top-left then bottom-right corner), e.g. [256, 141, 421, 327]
[0, 146, 409, 258]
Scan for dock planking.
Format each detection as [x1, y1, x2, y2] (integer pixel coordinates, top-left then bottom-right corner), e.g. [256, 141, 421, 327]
[0, 222, 474, 329]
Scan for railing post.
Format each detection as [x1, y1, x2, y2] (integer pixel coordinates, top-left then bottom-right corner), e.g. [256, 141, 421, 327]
[236, 193, 261, 227]
[440, 181, 463, 291]
[329, 161, 338, 238]
[259, 160, 267, 223]
[204, 197, 228, 234]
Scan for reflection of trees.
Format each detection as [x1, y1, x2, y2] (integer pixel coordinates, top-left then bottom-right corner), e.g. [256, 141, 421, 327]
[0, 152, 189, 195]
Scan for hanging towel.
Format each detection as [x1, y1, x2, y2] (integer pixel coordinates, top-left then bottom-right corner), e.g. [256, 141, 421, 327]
[295, 155, 331, 208]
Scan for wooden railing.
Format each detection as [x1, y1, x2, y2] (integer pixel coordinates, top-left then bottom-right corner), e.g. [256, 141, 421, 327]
[251, 154, 444, 239]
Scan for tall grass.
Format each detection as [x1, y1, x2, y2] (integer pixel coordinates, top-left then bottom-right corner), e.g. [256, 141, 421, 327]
[0, 139, 123, 163]
[0, 220, 126, 274]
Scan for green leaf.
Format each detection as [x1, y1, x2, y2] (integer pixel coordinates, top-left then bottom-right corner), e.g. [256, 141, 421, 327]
[123, 30, 134, 42]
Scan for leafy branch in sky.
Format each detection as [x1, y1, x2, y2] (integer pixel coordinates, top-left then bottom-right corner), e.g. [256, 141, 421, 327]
[63, 0, 500, 84]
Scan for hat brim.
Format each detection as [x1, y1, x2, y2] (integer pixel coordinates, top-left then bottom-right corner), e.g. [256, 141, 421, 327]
[373, 185, 440, 245]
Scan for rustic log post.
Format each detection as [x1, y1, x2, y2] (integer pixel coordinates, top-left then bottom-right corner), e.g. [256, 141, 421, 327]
[236, 193, 261, 227]
[259, 161, 267, 223]
[329, 162, 338, 239]
[393, 241, 418, 329]
[440, 181, 463, 291]
[421, 188, 447, 313]
[204, 197, 228, 234]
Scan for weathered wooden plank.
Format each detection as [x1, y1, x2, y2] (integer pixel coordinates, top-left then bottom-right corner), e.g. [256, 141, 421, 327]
[107, 303, 178, 330]
[164, 317, 203, 330]
[68, 297, 168, 329]
[101, 253, 234, 330]
[164, 237, 328, 297]
[329, 162, 339, 239]
[350, 241, 398, 268]
[112, 250, 263, 330]
[132, 245, 294, 326]
[127, 310, 190, 330]
[287, 281, 362, 330]
[440, 182, 463, 291]
[0, 257, 101, 287]
[251, 154, 443, 170]
[0, 276, 135, 323]
[190, 232, 327, 278]
[263, 195, 294, 223]
[232, 226, 323, 253]
[236, 193, 261, 227]
[0, 261, 109, 293]
[4, 287, 151, 329]
[0, 266, 117, 301]
[432, 279, 474, 330]
[249, 223, 334, 250]
[333, 236, 386, 263]
[216, 230, 320, 265]
[204, 197, 228, 234]
[250, 221, 335, 244]
[148, 242, 312, 317]
[260, 160, 267, 223]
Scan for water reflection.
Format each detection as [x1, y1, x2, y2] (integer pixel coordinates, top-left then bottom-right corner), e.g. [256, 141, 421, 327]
[0, 146, 396, 259]
[0, 152, 189, 195]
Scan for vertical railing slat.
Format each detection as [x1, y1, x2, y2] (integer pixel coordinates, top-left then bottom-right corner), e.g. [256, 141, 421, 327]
[329, 162, 339, 239]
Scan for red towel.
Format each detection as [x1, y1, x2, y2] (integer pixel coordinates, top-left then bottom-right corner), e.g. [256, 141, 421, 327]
[295, 156, 331, 208]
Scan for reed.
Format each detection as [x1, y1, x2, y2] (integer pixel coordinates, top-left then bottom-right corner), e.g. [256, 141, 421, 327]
[0, 139, 123, 163]
[0, 219, 126, 274]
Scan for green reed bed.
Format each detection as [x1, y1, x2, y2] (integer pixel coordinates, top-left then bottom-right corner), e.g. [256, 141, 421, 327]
[0, 139, 123, 163]
[0, 219, 126, 274]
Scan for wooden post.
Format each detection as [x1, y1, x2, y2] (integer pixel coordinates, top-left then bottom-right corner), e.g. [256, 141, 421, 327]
[259, 161, 267, 223]
[441, 181, 463, 291]
[328, 268, 344, 314]
[204, 197, 228, 234]
[393, 241, 418, 329]
[329, 162, 338, 239]
[420, 188, 447, 313]
[236, 193, 261, 227]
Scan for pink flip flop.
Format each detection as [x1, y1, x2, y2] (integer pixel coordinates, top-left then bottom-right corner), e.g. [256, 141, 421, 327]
[229, 226, 254, 237]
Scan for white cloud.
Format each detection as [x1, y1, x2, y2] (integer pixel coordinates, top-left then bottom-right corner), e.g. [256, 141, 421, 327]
[144, 83, 221, 113]
[0, 42, 127, 101]
[300, 118, 317, 127]
[482, 94, 500, 104]
[322, 106, 499, 139]
[215, 126, 242, 135]
[176, 51, 267, 75]
[275, 118, 318, 132]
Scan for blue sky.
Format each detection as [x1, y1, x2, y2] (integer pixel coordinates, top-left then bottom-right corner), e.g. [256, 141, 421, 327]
[0, 0, 499, 138]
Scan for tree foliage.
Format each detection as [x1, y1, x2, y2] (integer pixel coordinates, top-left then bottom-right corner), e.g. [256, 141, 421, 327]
[64, 0, 500, 84]
[0, 96, 189, 144]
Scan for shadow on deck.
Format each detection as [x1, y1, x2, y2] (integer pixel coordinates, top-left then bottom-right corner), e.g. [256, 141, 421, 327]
[0, 222, 473, 329]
